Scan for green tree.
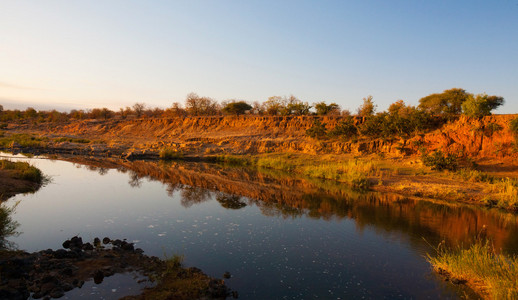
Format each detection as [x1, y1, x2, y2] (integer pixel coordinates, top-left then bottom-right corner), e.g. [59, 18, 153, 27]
[418, 88, 469, 115]
[222, 101, 252, 115]
[314, 102, 340, 115]
[462, 93, 504, 118]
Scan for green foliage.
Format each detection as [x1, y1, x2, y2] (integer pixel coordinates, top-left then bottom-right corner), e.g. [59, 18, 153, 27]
[418, 88, 469, 116]
[0, 204, 20, 250]
[510, 117, 518, 136]
[0, 134, 48, 148]
[0, 159, 43, 183]
[222, 101, 252, 115]
[328, 116, 357, 138]
[428, 239, 518, 300]
[462, 93, 504, 118]
[207, 155, 252, 166]
[305, 119, 327, 139]
[159, 148, 184, 160]
[314, 102, 340, 115]
[421, 150, 458, 171]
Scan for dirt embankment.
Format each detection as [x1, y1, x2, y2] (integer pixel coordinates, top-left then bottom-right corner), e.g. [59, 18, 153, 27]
[4, 114, 518, 160]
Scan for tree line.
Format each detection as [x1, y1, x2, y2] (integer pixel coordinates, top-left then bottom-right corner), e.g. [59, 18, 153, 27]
[0, 88, 505, 124]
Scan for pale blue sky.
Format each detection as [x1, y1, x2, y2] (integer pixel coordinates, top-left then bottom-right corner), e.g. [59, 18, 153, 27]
[1, 1, 517, 113]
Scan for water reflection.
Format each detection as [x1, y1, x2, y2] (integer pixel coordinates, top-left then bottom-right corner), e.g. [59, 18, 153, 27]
[0, 202, 20, 250]
[67, 157, 518, 256]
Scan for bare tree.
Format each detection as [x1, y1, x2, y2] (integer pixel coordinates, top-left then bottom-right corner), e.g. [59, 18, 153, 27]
[133, 102, 146, 118]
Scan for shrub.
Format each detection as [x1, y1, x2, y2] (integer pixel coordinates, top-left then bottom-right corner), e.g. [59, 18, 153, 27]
[421, 150, 458, 171]
[305, 119, 327, 139]
[0, 160, 43, 183]
[328, 116, 357, 139]
[510, 117, 518, 136]
[159, 148, 184, 160]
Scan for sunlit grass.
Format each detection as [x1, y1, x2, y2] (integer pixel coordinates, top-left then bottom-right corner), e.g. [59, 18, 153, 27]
[0, 159, 43, 183]
[428, 239, 518, 299]
[0, 134, 48, 148]
[159, 148, 184, 160]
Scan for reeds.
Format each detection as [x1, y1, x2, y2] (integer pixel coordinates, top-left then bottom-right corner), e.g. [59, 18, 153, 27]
[159, 148, 184, 160]
[428, 239, 518, 299]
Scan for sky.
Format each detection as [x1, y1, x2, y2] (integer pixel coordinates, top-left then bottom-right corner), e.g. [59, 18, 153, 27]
[1, 0, 517, 113]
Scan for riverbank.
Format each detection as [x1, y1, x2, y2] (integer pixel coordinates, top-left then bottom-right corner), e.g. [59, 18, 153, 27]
[0, 236, 230, 299]
[0, 159, 44, 201]
[1, 114, 517, 210]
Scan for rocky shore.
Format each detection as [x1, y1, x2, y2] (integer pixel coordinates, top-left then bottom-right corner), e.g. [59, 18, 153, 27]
[0, 236, 231, 300]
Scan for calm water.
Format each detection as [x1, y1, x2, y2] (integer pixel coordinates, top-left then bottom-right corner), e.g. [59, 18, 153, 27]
[4, 154, 518, 299]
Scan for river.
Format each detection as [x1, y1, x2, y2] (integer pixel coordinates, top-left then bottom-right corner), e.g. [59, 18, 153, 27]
[4, 153, 518, 299]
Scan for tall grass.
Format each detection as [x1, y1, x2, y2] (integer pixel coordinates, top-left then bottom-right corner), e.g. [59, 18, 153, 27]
[428, 239, 518, 299]
[256, 155, 378, 190]
[0, 159, 43, 183]
[0, 134, 48, 148]
[159, 148, 184, 160]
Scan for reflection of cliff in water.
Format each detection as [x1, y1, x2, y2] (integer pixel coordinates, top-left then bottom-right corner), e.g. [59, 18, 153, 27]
[69, 158, 518, 255]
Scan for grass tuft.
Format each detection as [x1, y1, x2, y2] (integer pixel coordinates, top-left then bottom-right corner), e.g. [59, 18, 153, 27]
[0, 159, 43, 183]
[428, 238, 518, 299]
[159, 148, 184, 160]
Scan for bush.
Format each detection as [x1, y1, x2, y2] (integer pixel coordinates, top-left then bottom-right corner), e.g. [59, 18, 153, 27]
[159, 148, 184, 160]
[421, 150, 458, 171]
[328, 116, 357, 139]
[510, 117, 518, 136]
[305, 119, 327, 139]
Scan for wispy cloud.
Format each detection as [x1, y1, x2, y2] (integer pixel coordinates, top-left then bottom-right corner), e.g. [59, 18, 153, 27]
[0, 81, 47, 91]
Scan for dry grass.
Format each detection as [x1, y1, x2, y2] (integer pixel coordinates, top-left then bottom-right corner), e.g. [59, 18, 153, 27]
[428, 239, 518, 299]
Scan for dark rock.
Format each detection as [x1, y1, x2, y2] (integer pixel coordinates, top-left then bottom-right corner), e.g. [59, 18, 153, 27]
[121, 242, 134, 251]
[82, 243, 94, 251]
[93, 270, 104, 284]
[53, 249, 68, 259]
[451, 278, 467, 285]
[62, 240, 71, 249]
[49, 287, 64, 298]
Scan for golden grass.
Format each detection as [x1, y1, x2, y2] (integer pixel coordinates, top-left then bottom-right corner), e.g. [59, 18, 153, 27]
[428, 239, 518, 299]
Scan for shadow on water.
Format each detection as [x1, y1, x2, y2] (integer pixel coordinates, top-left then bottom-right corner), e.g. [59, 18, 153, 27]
[69, 157, 518, 257]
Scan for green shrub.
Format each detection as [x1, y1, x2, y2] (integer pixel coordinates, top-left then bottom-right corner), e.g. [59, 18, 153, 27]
[0, 160, 43, 183]
[305, 119, 327, 139]
[510, 117, 518, 136]
[421, 150, 458, 171]
[159, 148, 184, 160]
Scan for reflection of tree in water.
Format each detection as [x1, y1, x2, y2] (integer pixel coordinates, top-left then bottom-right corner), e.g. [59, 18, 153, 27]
[180, 186, 211, 208]
[128, 171, 143, 188]
[166, 183, 184, 198]
[216, 192, 247, 210]
[97, 167, 109, 176]
[0, 203, 20, 250]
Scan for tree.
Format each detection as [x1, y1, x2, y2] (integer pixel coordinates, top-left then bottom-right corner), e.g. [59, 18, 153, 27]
[357, 96, 376, 117]
[133, 103, 146, 118]
[25, 107, 38, 118]
[418, 88, 469, 115]
[314, 102, 341, 115]
[185, 93, 220, 116]
[263, 96, 285, 115]
[0, 105, 3, 113]
[282, 96, 311, 115]
[222, 101, 252, 115]
[462, 93, 505, 118]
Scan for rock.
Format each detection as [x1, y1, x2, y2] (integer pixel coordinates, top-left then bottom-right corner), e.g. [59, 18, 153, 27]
[93, 270, 104, 284]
